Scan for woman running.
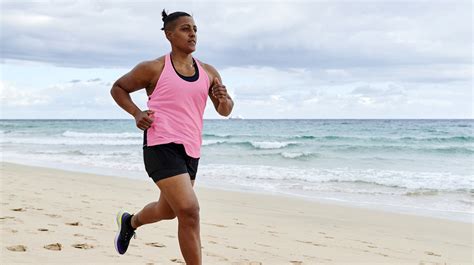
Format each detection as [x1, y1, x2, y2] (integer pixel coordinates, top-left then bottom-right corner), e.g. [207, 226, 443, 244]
[110, 9, 234, 265]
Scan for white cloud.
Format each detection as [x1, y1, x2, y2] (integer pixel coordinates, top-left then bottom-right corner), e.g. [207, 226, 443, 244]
[0, 81, 51, 107]
[1, 1, 471, 68]
[1, 0, 472, 119]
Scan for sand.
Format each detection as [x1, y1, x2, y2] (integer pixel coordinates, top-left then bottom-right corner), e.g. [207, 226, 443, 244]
[1, 162, 472, 264]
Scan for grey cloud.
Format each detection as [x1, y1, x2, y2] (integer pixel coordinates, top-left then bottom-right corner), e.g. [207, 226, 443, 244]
[351, 84, 406, 98]
[1, 1, 471, 70]
[1, 1, 472, 120]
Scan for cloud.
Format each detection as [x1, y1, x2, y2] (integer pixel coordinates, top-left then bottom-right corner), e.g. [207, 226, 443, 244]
[0, 78, 139, 117]
[1, 0, 471, 119]
[215, 65, 471, 119]
[351, 84, 406, 98]
[1, 1, 471, 69]
[0, 81, 51, 107]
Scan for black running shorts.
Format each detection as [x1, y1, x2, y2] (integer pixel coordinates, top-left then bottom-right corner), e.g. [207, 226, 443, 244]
[143, 130, 199, 183]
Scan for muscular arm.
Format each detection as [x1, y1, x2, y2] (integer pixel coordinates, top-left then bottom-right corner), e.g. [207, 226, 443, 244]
[110, 60, 159, 117]
[203, 63, 234, 117]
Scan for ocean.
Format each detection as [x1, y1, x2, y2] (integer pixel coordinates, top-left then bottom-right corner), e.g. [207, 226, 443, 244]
[1, 119, 473, 222]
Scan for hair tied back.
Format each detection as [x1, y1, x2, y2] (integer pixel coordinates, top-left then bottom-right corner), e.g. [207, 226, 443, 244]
[161, 9, 168, 22]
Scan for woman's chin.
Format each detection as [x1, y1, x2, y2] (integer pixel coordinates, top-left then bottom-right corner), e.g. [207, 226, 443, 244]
[187, 46, 196, 53]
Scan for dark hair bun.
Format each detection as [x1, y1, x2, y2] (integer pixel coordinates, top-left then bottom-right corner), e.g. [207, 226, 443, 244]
[161, 10, 191, 31]
[161, 9, 168, 22]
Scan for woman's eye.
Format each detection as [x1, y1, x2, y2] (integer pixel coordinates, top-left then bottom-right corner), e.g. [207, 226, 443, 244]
[180, 27, 196, 33]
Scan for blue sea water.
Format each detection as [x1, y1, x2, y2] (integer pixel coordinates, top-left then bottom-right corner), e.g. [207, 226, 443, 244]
[1, 119, 473, 222]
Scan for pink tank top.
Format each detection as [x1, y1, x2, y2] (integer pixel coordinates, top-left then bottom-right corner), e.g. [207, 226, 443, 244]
[146, 53, 210, 158]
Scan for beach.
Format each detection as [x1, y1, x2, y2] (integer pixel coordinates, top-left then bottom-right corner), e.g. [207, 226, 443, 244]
[2, 119, 473, 223]
[1, 162, 472, 264]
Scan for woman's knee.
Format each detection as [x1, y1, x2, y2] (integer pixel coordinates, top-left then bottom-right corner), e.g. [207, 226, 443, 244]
[176, 203, 200, 224]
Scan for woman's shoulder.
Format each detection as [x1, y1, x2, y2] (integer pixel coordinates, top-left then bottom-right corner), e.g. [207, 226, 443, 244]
[198, 61, 218, 78]
[133, 56, 166, 76]
[147, 56, 166, 69]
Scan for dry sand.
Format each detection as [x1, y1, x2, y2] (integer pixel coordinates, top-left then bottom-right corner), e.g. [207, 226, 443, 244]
[1, 162, 472, 264]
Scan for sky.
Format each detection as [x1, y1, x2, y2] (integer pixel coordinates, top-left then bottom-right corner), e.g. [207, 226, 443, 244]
[0, 0, 472, 119]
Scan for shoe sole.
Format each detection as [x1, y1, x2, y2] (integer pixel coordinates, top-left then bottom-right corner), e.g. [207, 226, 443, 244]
[114, 210, 125, 255]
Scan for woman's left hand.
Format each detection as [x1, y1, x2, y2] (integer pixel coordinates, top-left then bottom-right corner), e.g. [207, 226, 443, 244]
[211, 77, 230, 103]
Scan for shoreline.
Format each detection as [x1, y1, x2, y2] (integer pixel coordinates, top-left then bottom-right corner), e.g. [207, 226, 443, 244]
[1, 162, 473, 264]
[2, 158, 472, 224]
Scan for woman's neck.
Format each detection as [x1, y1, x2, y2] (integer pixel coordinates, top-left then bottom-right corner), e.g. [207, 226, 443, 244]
[170, 50, 194, 68]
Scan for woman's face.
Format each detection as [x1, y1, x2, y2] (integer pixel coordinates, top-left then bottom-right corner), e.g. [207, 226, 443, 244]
[167, 16, 197, 53]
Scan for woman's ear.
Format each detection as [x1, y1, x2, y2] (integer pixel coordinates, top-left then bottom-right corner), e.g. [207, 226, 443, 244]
[165, 30, 172, 41]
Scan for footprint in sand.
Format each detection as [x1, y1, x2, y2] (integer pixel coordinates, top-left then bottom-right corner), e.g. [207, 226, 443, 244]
[226, 245, 238, 249]
[11, 208, 26, 212]
[170, 258, 185, 263]
[204, 251, 222, 258]
[72, 243, 94, 249]
[202, 222, 227, 228]
[44, 243, 62, 251]
[290, 261, 303, 265]
[375, 252, 389, 257]
[424, 251, 441, 257]
[313, 243, 327, 247]
[7, 245, 27, 252]
[296, 240, 312, 244]
[38, 228, 49, 232]
[45, 214, 61, 218]
[296, 240, 327, 247]
[83, 236, 97, 241]
[208, 241, 217, 244]
[0, 216, 15, 220]
[65, 222, 81, 226]
[145, 242, 166, 248]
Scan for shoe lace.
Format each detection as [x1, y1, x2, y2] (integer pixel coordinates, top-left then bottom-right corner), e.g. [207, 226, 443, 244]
[122, 229, 136, 241]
